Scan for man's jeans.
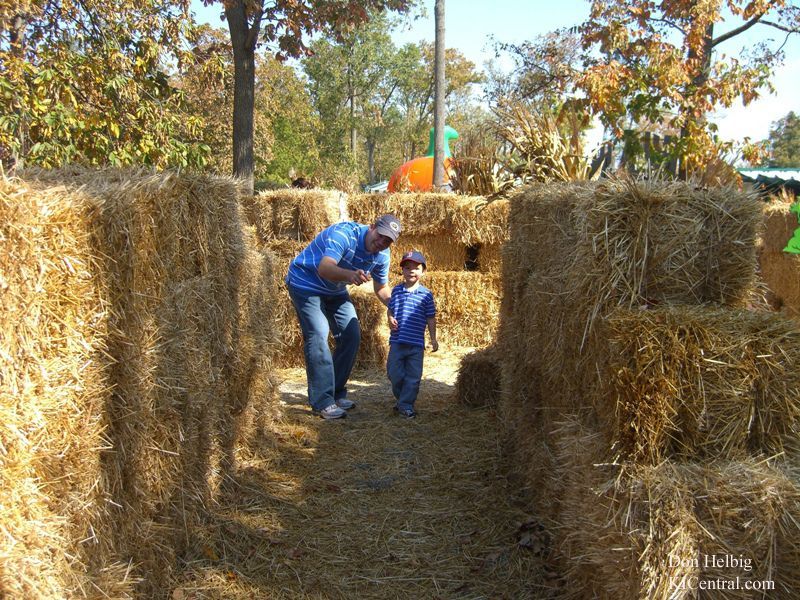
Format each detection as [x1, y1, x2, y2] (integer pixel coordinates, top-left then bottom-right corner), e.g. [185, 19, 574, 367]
[387, 343, 424, 411]
[287, 285, 360, 411]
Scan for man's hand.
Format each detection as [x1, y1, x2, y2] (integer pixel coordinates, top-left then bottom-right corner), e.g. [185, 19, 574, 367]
[430, 339, 439, 352]
[345, 269, 372, 285]
[388, 315, 399, 331]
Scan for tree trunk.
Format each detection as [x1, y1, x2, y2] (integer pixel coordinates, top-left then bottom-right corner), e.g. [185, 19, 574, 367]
[367, 139, 376, 183]
[432, 0, 446, 189]
[678, 19, 714, 178]
[9, 14, 28, 170]
[350, 94, 357, 158]
[226, 1, 261, 195]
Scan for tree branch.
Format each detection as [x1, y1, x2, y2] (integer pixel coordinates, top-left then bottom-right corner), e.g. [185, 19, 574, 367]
[712, 11, 767, 48]
[759, 19, 800, 34]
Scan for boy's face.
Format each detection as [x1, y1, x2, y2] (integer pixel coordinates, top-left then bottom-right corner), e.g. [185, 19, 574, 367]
[400, 260, 425, 284]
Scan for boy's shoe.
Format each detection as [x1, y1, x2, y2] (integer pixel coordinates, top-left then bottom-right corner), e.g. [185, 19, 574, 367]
[336, 398, 356, 410]
[314, 404, 347, 419]
[393, 406, 417, 419]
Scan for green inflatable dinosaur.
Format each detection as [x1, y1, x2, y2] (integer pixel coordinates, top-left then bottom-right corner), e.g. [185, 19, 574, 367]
[785, 201, 800, 254]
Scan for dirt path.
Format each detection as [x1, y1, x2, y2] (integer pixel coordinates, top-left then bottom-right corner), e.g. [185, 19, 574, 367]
[173, 348, 547, 599]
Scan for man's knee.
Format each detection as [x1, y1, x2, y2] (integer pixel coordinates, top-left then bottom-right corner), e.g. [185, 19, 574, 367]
[339, 318, 361, 346]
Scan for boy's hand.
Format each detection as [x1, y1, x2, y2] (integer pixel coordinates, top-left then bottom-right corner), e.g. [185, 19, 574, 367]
[430, 339, 439, 352]
[388, 315, 398, 331]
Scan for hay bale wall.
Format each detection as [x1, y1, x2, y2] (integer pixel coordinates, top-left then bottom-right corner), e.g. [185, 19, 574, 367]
[350, 193, 508, 274]
[1, 170, 279, 597]
[759, 201, 800, 318]
[251, 193, 507, 368]
[500, 179, 761, 422]
[1, 178, 118, 597]
[498, 178, 800, 597]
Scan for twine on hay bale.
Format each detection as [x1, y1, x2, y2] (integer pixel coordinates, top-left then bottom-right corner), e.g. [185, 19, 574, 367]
[455, 345, 502, 407]
[598, 305, 800, 464]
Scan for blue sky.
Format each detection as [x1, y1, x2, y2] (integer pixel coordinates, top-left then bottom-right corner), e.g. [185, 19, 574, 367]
[190, 0, 799, 152]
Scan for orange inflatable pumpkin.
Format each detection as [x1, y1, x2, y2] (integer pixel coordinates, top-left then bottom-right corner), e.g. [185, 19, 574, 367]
[387, 126, 458, 192]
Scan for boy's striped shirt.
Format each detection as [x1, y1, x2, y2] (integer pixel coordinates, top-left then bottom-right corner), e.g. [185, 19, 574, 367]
[286, 222, 390, 295]
[388, 283, 436, 348]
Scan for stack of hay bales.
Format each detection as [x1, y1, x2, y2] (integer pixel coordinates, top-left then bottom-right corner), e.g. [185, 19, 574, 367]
[759, 200, 800, 319]
[499, 178, 800, 597]
[240, 189, 352, 368]
[1, 169, 279, 597]
[245, 191, 509, 368]
[349, 193, 507, 348]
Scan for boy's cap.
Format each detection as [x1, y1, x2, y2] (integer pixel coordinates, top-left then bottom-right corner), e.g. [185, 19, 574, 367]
[375, 214, 402, 242]
[400, 250, 426, 267]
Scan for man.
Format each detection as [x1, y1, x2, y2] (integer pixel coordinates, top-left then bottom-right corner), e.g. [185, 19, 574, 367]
[286, 214, 402, 419]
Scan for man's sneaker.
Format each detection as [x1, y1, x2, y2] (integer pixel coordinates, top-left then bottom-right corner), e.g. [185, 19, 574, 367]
[336, 398, 356, 410]
[314, 404, 347, 419]
[393, 406, 417, 419]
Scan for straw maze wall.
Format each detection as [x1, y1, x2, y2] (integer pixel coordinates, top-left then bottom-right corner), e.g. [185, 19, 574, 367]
[498, 180, 800, 598]
[241, 190, 507, 368]
[1, 171, 280, 598]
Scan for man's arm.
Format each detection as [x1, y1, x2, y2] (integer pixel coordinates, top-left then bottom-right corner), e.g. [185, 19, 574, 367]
[373, 280, 391, 306]
[318, 256, 371, 285]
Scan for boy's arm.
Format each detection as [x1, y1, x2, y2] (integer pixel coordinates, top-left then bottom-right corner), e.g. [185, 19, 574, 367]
[427, 316, 438, 352]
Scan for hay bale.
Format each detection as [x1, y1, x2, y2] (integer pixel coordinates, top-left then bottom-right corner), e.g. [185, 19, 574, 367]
[241, 188, 343, 242]
[762, 200, 799, 254]
[559, 455, 800, 599]
[348, 193, 508, 245]
[351, 286, 390, 371]
[392, 234, 468, 272]
[423, 271, 501, 347]
[0, 177, 130, 598]
[348, 192, 463, 237]
[477, 242, 503, 274]
[598, 305, 800, 463]
[759, 251, 800, 319]
[390, 236, 504, 274]
[455, 345, 502, 406]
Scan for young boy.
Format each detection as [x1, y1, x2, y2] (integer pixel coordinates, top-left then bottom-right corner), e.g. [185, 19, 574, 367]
[386, 250, 439, 418]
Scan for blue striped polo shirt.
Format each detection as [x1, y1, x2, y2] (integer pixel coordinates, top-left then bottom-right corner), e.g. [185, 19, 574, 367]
[388, 283, 436, 348]
[286, 222, 390, 295]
